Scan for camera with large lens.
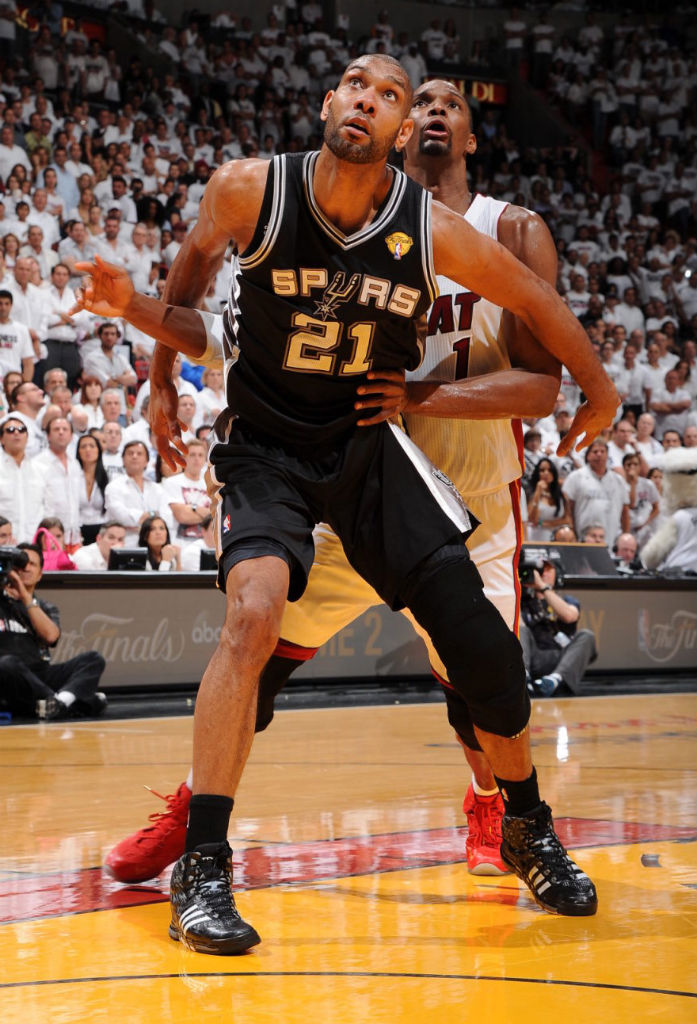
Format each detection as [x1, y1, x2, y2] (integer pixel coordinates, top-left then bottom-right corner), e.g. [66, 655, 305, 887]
[0, 546, 29, 587]
[518, 546, 564, 590]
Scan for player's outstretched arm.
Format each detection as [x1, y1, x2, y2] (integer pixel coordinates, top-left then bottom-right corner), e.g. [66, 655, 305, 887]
[356, 209, 561, 426]
[431, 202, 619, 451]
[149, 159, 269, 468]
[73, 257, 209, 360]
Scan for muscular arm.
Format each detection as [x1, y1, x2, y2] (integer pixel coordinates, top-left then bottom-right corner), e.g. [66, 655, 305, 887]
[431, 201, 619, 450]
[148, 159, 269, 465]
[404, 208, 560, 420]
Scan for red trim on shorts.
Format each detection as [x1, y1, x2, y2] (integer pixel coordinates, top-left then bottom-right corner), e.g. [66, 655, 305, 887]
[509, 417, 525, 637]
[431, 667, 455, 692]
[273, 639, 319, 661]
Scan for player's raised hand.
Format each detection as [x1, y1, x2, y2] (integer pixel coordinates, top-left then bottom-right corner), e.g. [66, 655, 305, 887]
[355, 369, 408, 426]
[70, 255, 135, 318]
[557, 395, 619, 455]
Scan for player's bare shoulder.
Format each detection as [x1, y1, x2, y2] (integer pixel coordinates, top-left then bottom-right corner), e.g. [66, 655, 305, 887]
[497, 204, 557, 281]
[203, 159, 272, 246]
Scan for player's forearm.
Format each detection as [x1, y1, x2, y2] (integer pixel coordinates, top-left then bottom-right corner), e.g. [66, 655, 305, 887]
[404, 368, 559, 419]
[125, 293, 207, 361]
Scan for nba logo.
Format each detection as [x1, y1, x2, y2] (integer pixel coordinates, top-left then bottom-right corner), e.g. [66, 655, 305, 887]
[223, 513, 231, 533]
[394, 242, 402, 260]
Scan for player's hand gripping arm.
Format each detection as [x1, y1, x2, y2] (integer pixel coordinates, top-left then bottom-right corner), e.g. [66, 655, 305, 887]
[148, 160, 269, 468]
[431, 202, 619, 452]
[357, 209, 561, 425]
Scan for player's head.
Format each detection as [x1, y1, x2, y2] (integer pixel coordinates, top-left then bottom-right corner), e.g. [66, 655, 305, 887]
[321, 55, 413, 164]
[404, 79, 476, 167]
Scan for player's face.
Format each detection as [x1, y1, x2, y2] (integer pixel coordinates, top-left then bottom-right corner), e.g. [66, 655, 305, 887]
[406, 81, 475, 162]
[322, 58, 412, 165]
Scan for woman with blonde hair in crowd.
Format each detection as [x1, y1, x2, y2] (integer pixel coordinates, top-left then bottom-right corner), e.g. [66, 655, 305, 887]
[138, 515, 180, 571]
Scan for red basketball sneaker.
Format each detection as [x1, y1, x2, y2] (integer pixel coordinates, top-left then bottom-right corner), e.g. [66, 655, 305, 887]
[462, 783, 509, 876]
[105, 782, 191, 883]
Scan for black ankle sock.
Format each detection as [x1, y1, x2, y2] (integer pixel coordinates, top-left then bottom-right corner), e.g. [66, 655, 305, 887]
[185, 794, 234, 852]
[494, 768, 540, 817]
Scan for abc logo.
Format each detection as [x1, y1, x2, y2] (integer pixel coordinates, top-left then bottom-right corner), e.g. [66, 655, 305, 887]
[192, 613, 221, 645]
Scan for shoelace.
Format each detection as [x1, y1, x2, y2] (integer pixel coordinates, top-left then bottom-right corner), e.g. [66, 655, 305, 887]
[136, 787, 188, 838]
[193, 854, 242, 920]
[525, 828, 585, 886]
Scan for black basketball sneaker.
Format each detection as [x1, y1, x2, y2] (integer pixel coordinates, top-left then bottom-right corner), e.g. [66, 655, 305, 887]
[169, 841, 261, 954]
[500, 802, 598, 916]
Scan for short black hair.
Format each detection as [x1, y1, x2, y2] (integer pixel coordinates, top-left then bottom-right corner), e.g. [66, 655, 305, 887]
[18, 541, 43, 569]
[0, 289, 13, 302]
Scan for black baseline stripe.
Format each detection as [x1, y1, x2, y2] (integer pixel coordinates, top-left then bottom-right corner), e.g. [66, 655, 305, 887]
[0, 970, 695, 999]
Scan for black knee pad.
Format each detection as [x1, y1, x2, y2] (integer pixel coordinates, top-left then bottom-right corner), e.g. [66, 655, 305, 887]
[254, 653, 309, 732]
[404, 551, 530, 739]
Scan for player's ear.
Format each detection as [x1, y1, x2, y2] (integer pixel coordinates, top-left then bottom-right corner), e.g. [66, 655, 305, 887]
[393, 117, 414, 152]
[320, 90, 334, 123]
[465, 131, 477, 157]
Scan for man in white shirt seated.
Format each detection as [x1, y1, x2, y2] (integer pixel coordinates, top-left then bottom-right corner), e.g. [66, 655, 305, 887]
[82, 322, 137, 392]
[650, 368, 691, 440]
[162, 439, 210, 551]
[73, 520, 127, 570]
[180, 514, 216, 571]
[101, 421, 124, 479]
[104, 439, 172, 545]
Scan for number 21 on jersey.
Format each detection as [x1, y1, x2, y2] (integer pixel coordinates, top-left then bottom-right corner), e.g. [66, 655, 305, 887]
[283, 313, 375, 376]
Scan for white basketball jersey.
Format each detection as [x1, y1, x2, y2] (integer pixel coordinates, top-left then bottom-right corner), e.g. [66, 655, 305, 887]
[404, 194, 524, 496]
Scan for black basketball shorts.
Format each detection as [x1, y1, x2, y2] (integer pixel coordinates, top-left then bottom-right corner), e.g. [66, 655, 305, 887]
[208, 417, 478, 608]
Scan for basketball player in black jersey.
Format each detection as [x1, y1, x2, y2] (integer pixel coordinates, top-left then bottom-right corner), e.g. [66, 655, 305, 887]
[78, 57, 616, 952]
[83, 82, 564, 886]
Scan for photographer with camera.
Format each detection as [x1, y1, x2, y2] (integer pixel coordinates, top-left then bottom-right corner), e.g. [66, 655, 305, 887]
[519, 556, 597, 697]
[0, 542, 107, 721]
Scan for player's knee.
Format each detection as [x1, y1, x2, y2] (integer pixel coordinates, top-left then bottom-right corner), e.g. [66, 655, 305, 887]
[220, 590, 284, 669]
[405, 554, 528, 736]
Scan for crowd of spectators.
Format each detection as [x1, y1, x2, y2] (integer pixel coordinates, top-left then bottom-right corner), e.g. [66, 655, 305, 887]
[0, 3, 694, 573]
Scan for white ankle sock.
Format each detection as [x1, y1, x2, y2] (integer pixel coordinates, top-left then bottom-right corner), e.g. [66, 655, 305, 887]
[472, 776, 499, 798]
[56, 691, 75, 707]
[185, 769, 193, 790]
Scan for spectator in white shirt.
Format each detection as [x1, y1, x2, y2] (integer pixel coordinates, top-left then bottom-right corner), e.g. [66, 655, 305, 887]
[607, 418, 639, 470]
[95, 215, 131, 266]
[8, 256, 45, 347]
[162, 439, 210, 550]
[634, 412, 664, 466]
[104, 440, 172, 545]
[614, 286, 645, 335]
[27, 189, 60, 247]
[0, 288, 33, 381]
[180, 514, 216, 571]
[0, 123, 31, 181]
[125, 223, 159, 293]
[101, 420, 124, 479]
[650, 368, 691, 440]
[21, 224, 58, 279]
[33, 417, 83, 547]
[563, 440, 630, 546]
[82, 322, 137, 392]
[72, 520, 126, 570]
[0, 413, 46, 541]
[39, 263, 88, 389]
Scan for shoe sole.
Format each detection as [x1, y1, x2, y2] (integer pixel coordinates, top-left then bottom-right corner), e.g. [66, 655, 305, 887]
[104, 860, 168, 884]
[468, 861, 510, 876]
[501, 849, 598, 916]
[169, 920, 261, 955]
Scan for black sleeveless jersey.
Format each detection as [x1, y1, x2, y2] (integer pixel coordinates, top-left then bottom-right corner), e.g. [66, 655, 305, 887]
[222, 151, 438, 449]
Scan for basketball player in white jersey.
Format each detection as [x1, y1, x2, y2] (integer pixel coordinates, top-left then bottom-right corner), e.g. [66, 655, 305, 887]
[78, 80, 566, 886]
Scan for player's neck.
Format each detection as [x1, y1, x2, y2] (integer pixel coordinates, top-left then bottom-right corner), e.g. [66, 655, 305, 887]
[404, 158, 472, 215]
[313, 148, 395, 234]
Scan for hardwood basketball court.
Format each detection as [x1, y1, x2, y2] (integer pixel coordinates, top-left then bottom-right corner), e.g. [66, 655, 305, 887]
[1, 692, 696, 1022]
